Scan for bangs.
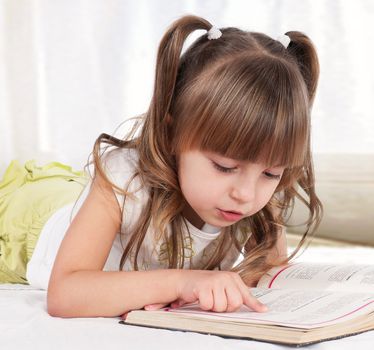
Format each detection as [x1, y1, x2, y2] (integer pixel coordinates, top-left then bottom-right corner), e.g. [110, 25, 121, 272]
[172, 54, 310, 169]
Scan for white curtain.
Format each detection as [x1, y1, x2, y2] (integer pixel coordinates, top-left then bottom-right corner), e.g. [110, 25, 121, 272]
[1, 0, 373, 243]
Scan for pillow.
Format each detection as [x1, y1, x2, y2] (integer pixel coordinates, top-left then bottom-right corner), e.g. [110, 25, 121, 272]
[287, 154, 374, 246]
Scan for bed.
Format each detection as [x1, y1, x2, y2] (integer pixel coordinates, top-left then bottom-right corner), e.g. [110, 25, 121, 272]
[1, 244, 374, 350]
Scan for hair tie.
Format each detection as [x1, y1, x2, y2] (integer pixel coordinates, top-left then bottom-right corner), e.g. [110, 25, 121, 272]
[207, 26, 222, 40]
[277, 34, 291, 48]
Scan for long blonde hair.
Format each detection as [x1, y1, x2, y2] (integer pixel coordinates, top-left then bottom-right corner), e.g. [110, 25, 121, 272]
[91, 15, 322, 284]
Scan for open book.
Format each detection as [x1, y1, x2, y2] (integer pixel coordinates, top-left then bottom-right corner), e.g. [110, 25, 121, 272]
[120, 262, 374, 346]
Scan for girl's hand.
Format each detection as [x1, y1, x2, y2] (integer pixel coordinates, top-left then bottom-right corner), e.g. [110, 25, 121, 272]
[122, 301, 185, 319]
[143, 300, 187, 311]
[174, 270, 267, 313]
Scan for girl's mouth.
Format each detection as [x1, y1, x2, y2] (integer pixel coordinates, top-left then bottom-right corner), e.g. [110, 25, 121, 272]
[217, 209, 243, 221]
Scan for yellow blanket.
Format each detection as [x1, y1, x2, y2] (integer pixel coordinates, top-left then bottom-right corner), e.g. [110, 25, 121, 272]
[0, 160, 87, 283]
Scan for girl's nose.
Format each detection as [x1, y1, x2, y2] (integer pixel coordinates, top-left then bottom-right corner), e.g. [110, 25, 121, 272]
[230, 178, 256, 204]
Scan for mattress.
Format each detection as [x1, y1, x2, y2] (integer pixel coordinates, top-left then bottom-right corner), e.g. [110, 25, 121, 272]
[1, 245, 374, 350]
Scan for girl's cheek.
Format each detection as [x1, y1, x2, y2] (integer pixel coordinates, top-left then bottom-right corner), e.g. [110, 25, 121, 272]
[259, 186, 276, 207]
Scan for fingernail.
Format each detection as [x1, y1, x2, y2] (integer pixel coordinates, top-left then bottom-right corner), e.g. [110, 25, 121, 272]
[260, 304, 268, 312]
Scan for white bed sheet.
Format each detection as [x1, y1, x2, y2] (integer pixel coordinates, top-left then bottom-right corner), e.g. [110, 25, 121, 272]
[1, 245, 374, 350]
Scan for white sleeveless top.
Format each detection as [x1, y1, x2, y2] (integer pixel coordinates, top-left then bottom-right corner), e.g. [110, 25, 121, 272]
[26, 147, 249, 289]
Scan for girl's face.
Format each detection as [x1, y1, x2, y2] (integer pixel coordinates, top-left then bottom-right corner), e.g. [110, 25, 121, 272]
[177, 149, 285, 229]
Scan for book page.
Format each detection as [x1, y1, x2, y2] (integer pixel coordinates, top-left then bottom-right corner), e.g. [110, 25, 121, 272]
[167, 288, 374, 329]
[257, 263, 374, 292]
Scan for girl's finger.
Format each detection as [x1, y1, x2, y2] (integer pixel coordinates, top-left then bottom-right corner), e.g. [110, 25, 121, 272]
[212, 287, 228, 312]
[242, 290, 268, 312]
[144, 303, 169, 311]
[224, 284, 245, 313]
[196, 288, 214, 311]
[232, 274, 268, 312]
[170, 299, 187, 308]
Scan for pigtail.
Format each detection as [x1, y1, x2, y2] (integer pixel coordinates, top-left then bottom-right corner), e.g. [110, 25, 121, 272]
[285, 31, 320, 106]
[138, 15, 212, 190]
[126, 15, 216, 269]
[152, 16, 211, 125]
[287, 148, 323, 259]
[283, 32, 323, 260]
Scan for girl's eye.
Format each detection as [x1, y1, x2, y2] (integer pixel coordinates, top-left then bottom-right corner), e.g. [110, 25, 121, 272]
[264, 171, 282, 180]
[212, 162, 236, 173]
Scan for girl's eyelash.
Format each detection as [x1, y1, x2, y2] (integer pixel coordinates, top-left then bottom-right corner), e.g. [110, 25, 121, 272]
[264, 172, 282, 180]
[212, 162, 236, 173]
[212, 161, 282, 179]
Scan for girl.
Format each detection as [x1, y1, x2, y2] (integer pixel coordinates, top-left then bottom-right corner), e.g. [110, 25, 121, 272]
[43, 14, 322, 317]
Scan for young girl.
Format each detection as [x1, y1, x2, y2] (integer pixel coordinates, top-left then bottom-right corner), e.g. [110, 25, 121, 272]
[32, 14, 323, 317]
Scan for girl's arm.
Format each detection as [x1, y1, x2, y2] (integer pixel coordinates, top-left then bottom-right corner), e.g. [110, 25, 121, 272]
[47, 173, 266, 318]
[47, 173, 181, 317]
